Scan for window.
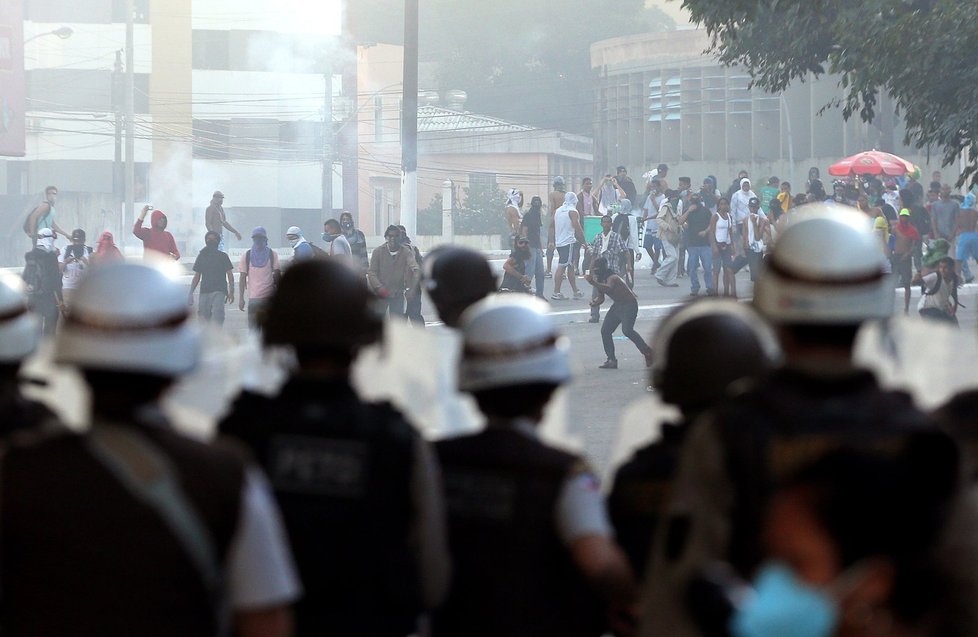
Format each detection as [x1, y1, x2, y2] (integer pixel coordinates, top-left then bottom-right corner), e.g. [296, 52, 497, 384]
[374, 96, 384, 142]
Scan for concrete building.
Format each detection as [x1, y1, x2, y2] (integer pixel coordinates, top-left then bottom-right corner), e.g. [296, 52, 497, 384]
[591, 29, 943, 191]
[357, 43, 593, 244]
[0, 0, 354, 263]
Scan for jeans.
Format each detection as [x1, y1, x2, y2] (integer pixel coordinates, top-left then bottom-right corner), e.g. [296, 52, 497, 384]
[382, 292, 406, 317]
[657, 240, 679, 284]
[247, 297, 269, 329]
[601, 299, 650, 360]
[406, 290, 425, 327]
[956, 231, 978, 280]
[525, 248, 546, 297]
[686, 246, 713, 293]
[198, 290, 227, 325]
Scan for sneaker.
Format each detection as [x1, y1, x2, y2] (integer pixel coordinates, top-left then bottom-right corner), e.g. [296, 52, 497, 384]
[573, 291, 585, 299]
[550, 292, 567, 300]
[706, 289, 718, 296]
[544, 271, 553, 279]
[588, 317, 600, 324]
[599, 359, 618, 369]
[656, 279, 679, 288]
[689, 291, 700, 297]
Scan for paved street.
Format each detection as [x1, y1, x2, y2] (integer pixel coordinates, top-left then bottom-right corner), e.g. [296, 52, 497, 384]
[19, 256, 978, 485]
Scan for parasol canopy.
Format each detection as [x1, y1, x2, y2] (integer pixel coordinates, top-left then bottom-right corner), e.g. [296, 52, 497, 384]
[828, 150, 917, 177]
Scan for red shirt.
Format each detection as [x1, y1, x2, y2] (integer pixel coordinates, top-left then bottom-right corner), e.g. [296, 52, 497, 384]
[133, 210, 180, 258]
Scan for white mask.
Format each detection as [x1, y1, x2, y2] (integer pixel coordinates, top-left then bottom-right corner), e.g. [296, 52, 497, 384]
[38, 236, 55, 252]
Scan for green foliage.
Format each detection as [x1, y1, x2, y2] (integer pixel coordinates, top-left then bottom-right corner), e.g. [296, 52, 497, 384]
[455, 181, 508, 236]
[418, 193, 444, 236]
[348, 0, 675, 133]
[681, 0, 978, 185]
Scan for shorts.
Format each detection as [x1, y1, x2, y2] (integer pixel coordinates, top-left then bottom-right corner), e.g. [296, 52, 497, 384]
[715, 243, 734, 269]
[556, 243, 575, 267]
[891, 253, 913, 286]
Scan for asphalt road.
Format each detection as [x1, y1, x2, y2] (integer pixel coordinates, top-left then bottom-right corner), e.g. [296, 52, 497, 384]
[20, 257, 978, 484]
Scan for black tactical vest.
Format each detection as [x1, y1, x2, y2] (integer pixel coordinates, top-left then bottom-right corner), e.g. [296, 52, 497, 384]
[434, 426, 605, 637]
[1, 424, 245, 637]
[219, 378, 419, 637]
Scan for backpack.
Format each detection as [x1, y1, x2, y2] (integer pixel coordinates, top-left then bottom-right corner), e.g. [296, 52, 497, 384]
[922, 273, 962, 310]
[307, 242, 330, 259]
[22, 251, 44, 294]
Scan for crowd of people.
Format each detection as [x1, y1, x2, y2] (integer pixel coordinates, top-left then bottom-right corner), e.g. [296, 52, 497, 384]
[8, 170, 978, 637]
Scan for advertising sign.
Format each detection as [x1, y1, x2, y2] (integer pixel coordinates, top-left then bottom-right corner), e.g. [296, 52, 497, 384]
[0, 0, 25, 157]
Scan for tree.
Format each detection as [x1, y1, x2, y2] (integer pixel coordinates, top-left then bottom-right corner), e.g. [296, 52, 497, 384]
[680, 0, 978, 184]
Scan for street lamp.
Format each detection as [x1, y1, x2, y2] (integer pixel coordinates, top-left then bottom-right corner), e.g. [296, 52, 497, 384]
[23, 27, 74, 45]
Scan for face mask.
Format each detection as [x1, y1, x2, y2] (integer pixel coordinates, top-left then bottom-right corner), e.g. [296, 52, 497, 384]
[730, 563, 838, 637]
[206, 240, 219, 249]
[38, 237, 55, 252]
[289, 237, 300, 247]
[341, 220, 353, 229]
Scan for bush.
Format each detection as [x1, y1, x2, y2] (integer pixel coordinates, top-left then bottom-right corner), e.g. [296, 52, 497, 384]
[418, 194, 443, 235]
[455, 182, 508, 236]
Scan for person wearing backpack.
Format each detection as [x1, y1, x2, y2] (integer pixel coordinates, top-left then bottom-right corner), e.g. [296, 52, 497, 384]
[286, 226, 315, 261]
[23, 228, 64, 335]
[238, 226, 281, 329]
[59, 228, 92, 312]
[23, 186, 69, 247]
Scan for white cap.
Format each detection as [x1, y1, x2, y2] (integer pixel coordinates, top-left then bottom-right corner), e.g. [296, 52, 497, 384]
[55, 260, 199, 376]
[0, 272, 39, 363]
[754, 203, 892, 324]
[286, 226, 302, 236]
[458, 295, 571, 392]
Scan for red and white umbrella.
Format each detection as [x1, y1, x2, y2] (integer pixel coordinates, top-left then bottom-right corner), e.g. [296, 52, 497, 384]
[828, 150, 917, 177]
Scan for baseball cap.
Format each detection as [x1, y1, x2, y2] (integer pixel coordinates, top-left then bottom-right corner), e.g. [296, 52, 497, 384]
[286, 226, 302, 237]
[213, 190, 224, 198]
[71, 228, 86, 240]
[749, 197, 760, 206]
[899, 208, 911, 217]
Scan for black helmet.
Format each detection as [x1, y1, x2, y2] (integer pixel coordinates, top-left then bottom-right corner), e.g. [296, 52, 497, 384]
[423, 246, 497, 328]
[650, 299, 781, 411]
[263, 260, 383, 351]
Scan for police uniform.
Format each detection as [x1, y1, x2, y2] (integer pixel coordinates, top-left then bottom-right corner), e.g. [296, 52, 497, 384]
[606, 420, 687, 579]
[1, 409, 299, 637]
[219, 377, 449, 637]
[639, 366, 935, 637]
[433, 418, 611, 637]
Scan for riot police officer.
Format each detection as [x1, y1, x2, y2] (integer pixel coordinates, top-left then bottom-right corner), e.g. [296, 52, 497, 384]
[2, 260, 299, 637]
[0, 271, 56, 435]
[607, 299, 781, 579]
[434, 295, 636, 637]
[422, 245, 498, 328]
[219, 259, 450, 636]
[638, 205, 978, 637]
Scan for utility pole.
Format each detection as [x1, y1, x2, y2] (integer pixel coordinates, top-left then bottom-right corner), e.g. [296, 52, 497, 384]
[400, 0, 419, 236]
[322, 67, 333, 218]
[113, 50, 123, 216]
[124, 0, 135, 244]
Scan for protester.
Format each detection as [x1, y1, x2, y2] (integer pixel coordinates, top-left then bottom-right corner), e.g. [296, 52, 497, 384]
[709, 197, 738, 298]
[23, 228, 63, 335]
[368, 225, 420, 318]
[587, 214, 627, 322]
[286, 225, 314, 261]
[577, 177, 599, 218]
[204, 190, 241, 250]
[504, 188, 523, 240]
[133, 206, 179, 260]
[59, 228, 91, 311]
[220, 259, 448, 636]
[24, 186, 69, 246]
[586, 257, 652, 370]
[398, 225, 427, 327]
[520, 195, 546, 298]
[340, 211, 369, 270]
[743, 197, 768, 282]
[92, 231, 123, 266]
[549, 191, 584, 300]
[678, 193, 714, 296]
[500, 236, 533, 293]
[916, 256, 959, 325]
[238, 226, 280, 329]
[15, 261, 301, 637]
[655, 200, 681, 288]
[547, 176, 568, 276]
[188, 231, 234, 326]
[954, 203, 978, 282]
[434, 295, 636, 636]
[892, 209, 920, 314]
[322, 218, 352, 259]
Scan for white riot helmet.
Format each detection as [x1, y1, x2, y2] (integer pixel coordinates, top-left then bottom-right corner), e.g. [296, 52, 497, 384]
[458, 295, 570, 392]
[55, 260, 199, 377]
[754, 203, 891, 324]
[0, 272, 40, 363]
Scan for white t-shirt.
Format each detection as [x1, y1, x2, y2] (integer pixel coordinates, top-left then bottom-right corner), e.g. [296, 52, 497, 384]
[60, 247, 90, 290]
[554, 207, 577, 248]
[918, 273, 955, 314]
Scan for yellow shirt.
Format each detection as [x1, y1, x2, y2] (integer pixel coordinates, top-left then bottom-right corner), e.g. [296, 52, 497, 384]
[776, 191, 791, 211]
[874, 215, 890, 246]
